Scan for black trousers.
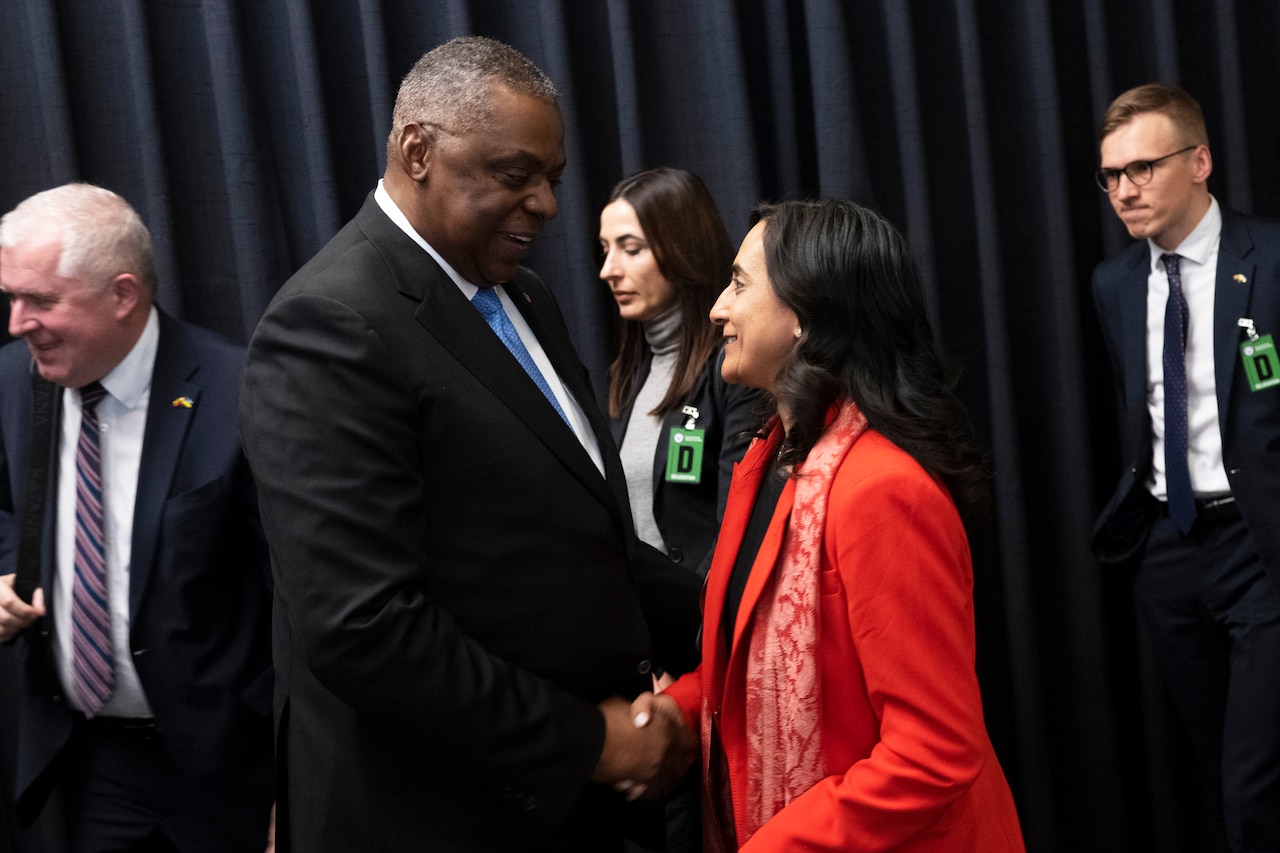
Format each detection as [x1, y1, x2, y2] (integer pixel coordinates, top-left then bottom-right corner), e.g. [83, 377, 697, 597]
[60, 719, 270, 853]
[1134, 511, 1280, 853]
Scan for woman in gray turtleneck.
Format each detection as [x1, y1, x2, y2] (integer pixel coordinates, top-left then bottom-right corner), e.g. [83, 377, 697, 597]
[599, 168, 761, 580]
[600, 167, 760, 853]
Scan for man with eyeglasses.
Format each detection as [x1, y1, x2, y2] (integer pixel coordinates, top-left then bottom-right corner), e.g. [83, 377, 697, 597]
[1091, 83, 1280, 852]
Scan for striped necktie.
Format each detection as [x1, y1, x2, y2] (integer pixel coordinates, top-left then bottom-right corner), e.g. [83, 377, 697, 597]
[71, 381, 114, 717]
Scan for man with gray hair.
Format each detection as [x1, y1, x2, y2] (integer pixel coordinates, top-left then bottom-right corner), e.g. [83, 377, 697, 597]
[0, 183, 273, 851]
[241, 36, 699, 852]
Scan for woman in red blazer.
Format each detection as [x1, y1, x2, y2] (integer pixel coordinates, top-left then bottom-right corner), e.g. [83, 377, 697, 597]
[636, 199, 1025, 851]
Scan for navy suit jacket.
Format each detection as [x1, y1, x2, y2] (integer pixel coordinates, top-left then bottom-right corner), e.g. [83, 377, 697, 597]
[0, 311, 272, 824]
[1092, 207, 1280, 583]
[240, 194, 701, 852]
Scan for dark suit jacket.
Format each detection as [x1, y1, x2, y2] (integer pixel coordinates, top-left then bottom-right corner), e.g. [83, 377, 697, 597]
[0, 312, 272, 825]
[1092, 207, 1280, 583]
[612, 348, 760, 578]
[239, 194, 701, 852]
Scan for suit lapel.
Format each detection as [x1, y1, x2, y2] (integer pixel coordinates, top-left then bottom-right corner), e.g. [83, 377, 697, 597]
[1119, 248, 1150, 413]
[129, 314, 199, 616]
[700, 429, 794, 702]
[1214, 212, 1256, 438]
[353, 198, 621, 515]
[503, 275, 634, 512]
[37, 381, 64, 595]
[731, 479, 795, 656]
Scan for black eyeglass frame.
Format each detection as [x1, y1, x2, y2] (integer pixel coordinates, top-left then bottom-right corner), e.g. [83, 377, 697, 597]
[1095, 145, 1198, 192]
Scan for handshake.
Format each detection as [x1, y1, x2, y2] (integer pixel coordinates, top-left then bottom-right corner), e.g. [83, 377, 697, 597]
[592, 692, 697, 801]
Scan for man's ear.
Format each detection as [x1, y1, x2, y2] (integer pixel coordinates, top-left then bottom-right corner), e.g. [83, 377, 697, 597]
[110, 273, 142, 321]
[396, 123, 433, 183]
[1192, 143, 1213, 185]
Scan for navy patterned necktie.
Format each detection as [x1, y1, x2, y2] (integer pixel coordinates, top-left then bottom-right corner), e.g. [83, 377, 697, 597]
[71, 381, 114, 716]
[472, 287, 570, 426]
[1160, 253, 1196, 534]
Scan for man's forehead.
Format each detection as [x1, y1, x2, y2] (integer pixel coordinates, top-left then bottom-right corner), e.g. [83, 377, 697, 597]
[1, 238, 74, 291]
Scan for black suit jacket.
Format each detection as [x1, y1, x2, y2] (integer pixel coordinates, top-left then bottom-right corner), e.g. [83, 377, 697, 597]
[239, 194, 700, 852]
[612, 347, 760, 578]
[0, 312, 272, 824]
[1092, 207, 1280, 583]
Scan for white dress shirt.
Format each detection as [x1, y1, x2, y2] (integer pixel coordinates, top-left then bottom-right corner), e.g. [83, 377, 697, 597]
[52, 307, 159, 718]
[1145, 196, 1231, 499]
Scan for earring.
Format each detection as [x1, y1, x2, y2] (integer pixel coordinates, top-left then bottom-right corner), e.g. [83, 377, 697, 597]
[794, 328, 802, 338]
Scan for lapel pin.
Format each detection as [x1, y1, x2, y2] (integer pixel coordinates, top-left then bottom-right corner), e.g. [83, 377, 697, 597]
[1234, 273, 1248, 283]
[172, 396, 194, 408]
[523, 291, 532, 303]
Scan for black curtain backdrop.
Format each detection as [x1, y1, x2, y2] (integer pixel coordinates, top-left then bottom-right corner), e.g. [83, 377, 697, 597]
[3, 2, 1278, 852]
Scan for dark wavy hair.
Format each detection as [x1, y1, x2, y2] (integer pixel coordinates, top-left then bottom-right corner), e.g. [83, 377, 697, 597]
[758, 198, 987, 515]
[605, 168, 734, 419]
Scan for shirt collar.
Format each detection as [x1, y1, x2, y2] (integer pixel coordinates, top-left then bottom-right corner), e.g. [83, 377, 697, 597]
[374, 180, 479, 300]
[98, 306, 159, 409]
[1148, 195, 1221, 272]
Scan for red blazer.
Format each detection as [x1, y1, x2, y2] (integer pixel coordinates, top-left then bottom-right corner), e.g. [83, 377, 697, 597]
[666, 427, 1024, 851]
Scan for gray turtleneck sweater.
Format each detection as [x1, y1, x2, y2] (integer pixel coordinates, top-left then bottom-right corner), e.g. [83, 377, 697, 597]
[619, 306, 682, 551]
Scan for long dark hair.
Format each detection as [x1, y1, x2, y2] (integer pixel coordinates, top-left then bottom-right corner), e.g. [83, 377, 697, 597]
[605, 168, 733, 419]
[759, 198, 987, 515]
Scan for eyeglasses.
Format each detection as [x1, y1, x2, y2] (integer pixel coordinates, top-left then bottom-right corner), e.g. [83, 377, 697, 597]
[1095, 146, 1197, 192]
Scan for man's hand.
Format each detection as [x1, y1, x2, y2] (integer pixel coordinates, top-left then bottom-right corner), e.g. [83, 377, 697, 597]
[0, 573, 45, 643]
[592, 692, 696, 801]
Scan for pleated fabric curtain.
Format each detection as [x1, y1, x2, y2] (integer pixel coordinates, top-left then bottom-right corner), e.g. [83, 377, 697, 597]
[4, 2, 1279, 851]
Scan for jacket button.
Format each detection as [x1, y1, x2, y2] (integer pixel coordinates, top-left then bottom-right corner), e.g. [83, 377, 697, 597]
[637, 660, 652, 675]
[668, 548, 684, 564]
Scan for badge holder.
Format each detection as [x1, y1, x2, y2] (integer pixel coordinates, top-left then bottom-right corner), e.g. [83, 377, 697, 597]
[1238, 318, 1279, 392]
[665, 406, 706, 483]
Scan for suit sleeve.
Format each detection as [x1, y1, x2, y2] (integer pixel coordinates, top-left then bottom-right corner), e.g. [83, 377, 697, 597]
[663, 665, 703, 732]
[240, 292, 605, 823]
[743, 466, 990, 851]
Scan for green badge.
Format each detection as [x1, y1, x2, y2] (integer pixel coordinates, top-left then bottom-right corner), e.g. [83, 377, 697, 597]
[665, 427, 705, 483]
[1241, 334, 1278, 391]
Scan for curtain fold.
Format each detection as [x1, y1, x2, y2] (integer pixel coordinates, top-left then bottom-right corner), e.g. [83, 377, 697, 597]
[3, 2, 1273, 850]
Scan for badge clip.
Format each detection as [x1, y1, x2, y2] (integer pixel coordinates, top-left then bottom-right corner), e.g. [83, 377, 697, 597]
[681, 405, 700, 429]
[1238, 318, 1260, 342]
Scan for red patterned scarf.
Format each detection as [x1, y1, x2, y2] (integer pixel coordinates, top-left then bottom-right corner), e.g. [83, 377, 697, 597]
[741, 401, 868, 839]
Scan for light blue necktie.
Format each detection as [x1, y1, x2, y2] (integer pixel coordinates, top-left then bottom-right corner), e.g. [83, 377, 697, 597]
[471, 287, 570, 426]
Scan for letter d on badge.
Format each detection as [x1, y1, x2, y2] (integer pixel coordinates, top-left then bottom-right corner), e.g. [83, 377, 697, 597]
[1241, 334, 1279, 392]
[665, 427, 706, 483]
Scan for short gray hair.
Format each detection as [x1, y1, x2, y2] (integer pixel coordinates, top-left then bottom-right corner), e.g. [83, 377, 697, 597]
[390, 36, 559, 141]
[0, 183, 156, 299]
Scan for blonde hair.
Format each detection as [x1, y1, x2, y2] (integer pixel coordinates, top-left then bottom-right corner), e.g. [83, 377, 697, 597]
[1098, 83, 1208, 147]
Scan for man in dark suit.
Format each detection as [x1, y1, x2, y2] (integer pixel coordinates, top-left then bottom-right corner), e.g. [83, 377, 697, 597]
[239, 37, 699, 852]
[0, 183, 273, 851]
[1091, 83, 1280, 852]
